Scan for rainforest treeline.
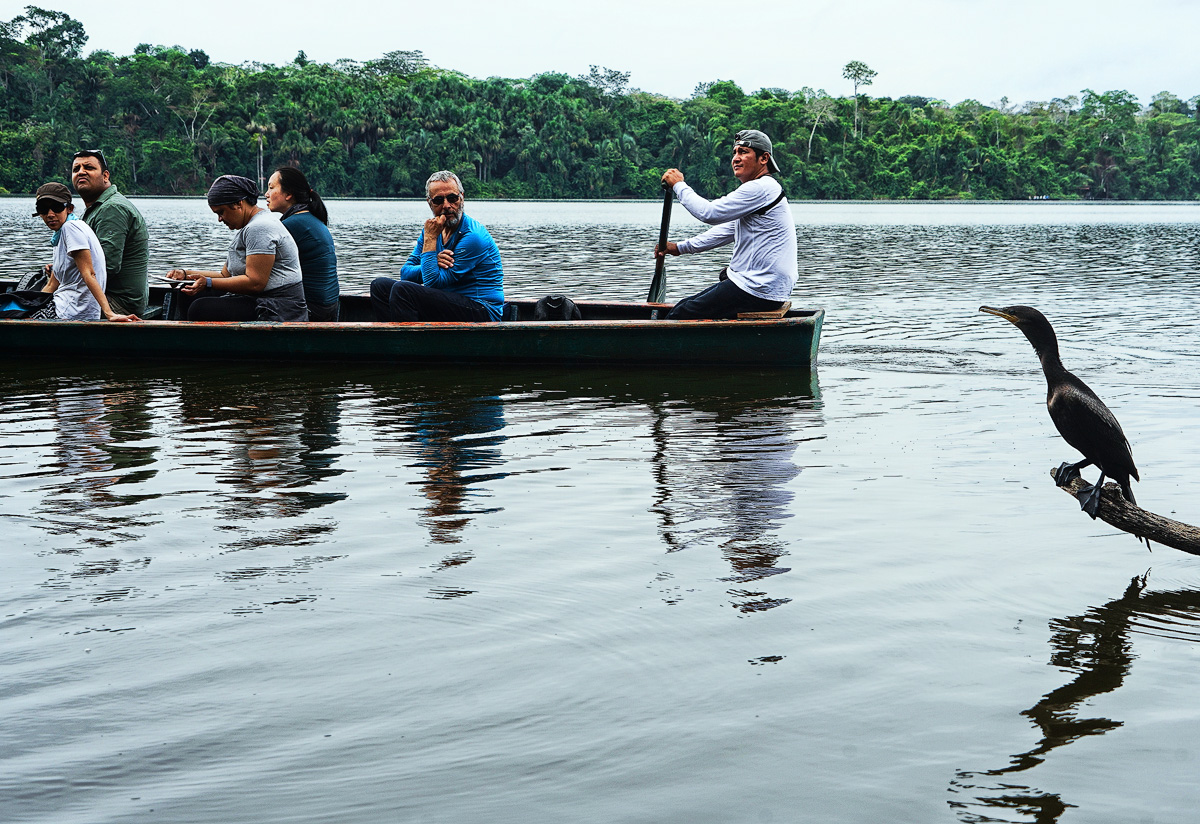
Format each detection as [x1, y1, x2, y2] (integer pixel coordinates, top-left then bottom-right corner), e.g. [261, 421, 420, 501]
[3, 7, 1199, 201]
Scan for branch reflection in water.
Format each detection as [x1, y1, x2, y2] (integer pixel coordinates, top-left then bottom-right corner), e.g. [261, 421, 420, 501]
[950, 572, 1200, 823]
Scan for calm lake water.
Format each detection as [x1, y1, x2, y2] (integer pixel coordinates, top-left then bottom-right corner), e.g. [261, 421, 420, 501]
[4, 198, 1200, 824]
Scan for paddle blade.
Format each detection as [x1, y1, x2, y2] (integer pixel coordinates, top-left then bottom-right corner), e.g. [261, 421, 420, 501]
[648, 184, 673, 304]
[648, 259, 666, 304]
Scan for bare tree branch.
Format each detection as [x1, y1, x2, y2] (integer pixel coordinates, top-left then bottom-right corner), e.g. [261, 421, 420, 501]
[1050, 468, 1200, 555]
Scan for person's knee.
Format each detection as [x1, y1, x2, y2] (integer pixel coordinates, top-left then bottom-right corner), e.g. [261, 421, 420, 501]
[665, 300, 694, 320]
[389, 281, 426, 310]
[379, 280, 424, 321]
[187, 297, 223, 321]
[370, 277, 397, 299]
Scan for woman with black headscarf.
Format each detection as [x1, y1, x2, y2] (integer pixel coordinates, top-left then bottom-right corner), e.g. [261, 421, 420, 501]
[166, 174, 309, 321]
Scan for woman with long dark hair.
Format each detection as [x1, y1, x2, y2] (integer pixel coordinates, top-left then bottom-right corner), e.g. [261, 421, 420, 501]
[266, 166, 340, 321]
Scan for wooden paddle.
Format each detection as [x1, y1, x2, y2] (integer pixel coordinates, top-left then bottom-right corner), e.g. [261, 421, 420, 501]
[647, 181, 672, 304]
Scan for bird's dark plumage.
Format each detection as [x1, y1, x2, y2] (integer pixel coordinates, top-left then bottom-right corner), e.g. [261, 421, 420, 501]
[980, 305, 1139, 516]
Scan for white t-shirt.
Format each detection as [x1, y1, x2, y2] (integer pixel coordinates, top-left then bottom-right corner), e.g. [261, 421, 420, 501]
[52, 219, 107, 320]
[673, 176, 798, 302]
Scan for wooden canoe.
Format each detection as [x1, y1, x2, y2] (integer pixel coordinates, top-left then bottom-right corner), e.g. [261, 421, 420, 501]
[0, 281, 823, 367]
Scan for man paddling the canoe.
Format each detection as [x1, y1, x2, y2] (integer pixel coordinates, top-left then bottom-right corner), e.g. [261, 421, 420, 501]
[655, 129, 797, 319]
[370, 171, 504, 322]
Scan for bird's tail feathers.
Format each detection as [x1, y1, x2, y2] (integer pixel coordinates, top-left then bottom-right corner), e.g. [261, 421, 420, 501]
[1121, 481, 1137, 506]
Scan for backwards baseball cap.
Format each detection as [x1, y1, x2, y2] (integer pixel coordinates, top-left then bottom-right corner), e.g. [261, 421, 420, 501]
[33, 182, 72, 215]
[733, 129, 781, 174]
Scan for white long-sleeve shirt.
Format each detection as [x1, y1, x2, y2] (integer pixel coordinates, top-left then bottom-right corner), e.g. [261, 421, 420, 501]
[673, 176, 798, 302]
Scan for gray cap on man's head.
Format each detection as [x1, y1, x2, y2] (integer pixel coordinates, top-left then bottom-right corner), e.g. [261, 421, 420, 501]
[733, 129, 781, 173]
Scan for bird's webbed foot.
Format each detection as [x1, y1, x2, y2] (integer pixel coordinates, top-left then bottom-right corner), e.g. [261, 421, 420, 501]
[1054, 462, 1083, 487]
[1075, 483, 1101, 519]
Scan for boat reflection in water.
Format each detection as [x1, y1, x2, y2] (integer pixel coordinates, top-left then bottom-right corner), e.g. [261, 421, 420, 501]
[543, 367, 820, 614]
[14, 360, 820, 615]
[950, 573, 1200, 823]
[361, 366, 821, 611]
[642, 369, 822, 614]
[369, 378, 508, 599]
[40, 377, 159, 520]
[31, 374, 161, 603]
[172, 368, 352, 613]
[11, 362, 354, 612]
[176, 369, 349, 528]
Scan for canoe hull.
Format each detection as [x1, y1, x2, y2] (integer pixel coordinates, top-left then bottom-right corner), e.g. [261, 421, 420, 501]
[0, 313, 822, 366]
[0, 285, 823, 367]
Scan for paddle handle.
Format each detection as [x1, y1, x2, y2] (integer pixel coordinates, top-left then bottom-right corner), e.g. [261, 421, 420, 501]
[648, 181, 672, 304]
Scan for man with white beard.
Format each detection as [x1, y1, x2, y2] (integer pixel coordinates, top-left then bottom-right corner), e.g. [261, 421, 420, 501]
[370, 170, 504, 322]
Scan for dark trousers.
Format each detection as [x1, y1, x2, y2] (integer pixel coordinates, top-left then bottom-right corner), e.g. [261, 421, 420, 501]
[665, 278, 785, 320]
[182, 283, 309, 322]
[370, 278, 491, 322]
[307, 299, 340, 322]
[187, 294, 258, 321]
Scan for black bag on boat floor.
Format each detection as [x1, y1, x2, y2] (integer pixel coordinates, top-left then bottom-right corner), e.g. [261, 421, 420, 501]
[0, 290, 55, 319]
[534, 294, 582, 320]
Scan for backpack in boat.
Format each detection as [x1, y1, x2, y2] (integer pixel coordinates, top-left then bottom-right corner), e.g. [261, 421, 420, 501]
[16, 269, 49, 291]
[534, 295, 582, 321]
[0, 290, 55, 319]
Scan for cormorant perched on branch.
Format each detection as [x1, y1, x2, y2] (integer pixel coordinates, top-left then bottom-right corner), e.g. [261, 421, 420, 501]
[980, 305, 1140, 518]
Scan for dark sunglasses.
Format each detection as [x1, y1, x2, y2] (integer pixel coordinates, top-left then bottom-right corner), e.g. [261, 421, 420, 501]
[429, 193, 461, 206]
[72, 149, 108, 172]
[35, 200, 68, 215]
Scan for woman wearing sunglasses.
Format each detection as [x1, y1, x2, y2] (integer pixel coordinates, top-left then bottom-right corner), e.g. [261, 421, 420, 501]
[32, 182, 138, 322]
[369, 170, 504, 322]
[167, 175, 308, 322]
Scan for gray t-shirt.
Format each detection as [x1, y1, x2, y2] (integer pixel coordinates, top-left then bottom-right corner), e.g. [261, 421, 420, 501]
[226, 211, 302, 292]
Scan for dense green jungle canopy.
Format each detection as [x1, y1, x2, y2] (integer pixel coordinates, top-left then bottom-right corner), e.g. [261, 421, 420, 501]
[3, 7, 1199, 200]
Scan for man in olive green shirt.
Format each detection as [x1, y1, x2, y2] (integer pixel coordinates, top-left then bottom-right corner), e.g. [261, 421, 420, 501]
[71, 150, 149, 317]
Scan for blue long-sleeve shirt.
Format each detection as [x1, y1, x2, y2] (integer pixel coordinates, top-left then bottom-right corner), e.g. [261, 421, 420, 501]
[282, 211, 340, 306]
[400, 214, 505, 320]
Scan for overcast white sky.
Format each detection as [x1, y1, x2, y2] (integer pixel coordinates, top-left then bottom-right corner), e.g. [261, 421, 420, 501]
[9, 0, 1200, 106]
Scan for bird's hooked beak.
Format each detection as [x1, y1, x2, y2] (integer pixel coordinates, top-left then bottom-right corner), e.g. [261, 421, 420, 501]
[979, 306, 1018, 324]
